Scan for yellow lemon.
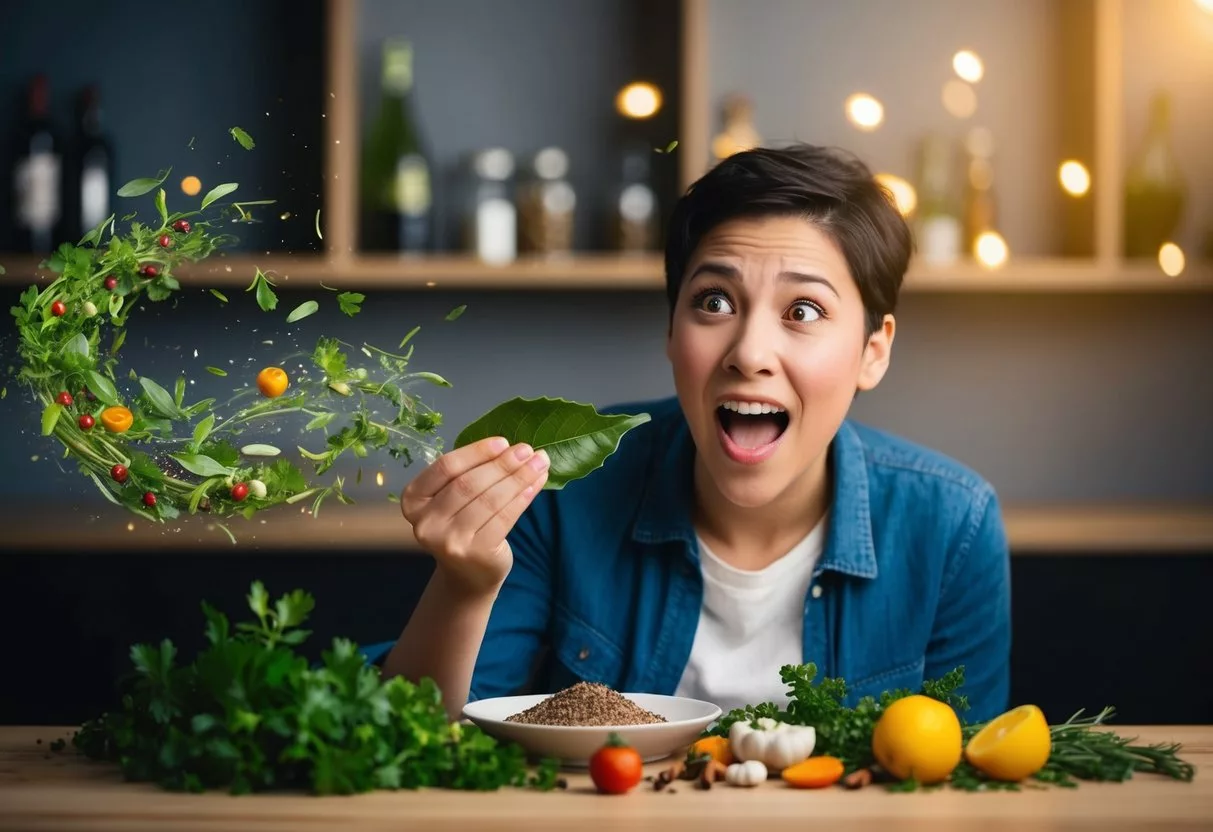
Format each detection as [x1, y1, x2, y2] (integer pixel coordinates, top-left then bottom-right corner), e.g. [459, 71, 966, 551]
[871, 695, 963, 784]
[964, 704, 1051, 782]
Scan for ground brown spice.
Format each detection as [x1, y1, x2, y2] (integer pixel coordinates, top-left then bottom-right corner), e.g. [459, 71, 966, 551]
[505, 682, 668, 727]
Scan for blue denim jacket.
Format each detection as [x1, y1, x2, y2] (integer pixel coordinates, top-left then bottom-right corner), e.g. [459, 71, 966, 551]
[367, 395, 1011, 723]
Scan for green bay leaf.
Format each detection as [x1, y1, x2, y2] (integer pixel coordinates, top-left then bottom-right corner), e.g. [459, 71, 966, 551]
[286, 300, 319, 323]
[200, 182, 238, 211]
[453, 397, 650, 490]
[86, 371, 120, 406]
[169, 453, 234, 478]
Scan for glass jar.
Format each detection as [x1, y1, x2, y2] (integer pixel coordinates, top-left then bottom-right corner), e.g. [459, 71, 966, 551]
[463, 147, 516, 265]
[517, 147, 576, 256]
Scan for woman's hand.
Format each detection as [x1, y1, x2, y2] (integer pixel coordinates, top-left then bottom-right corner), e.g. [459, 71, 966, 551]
[401, 436, 550, 596]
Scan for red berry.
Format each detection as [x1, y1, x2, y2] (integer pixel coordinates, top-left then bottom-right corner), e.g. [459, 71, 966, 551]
[158, 234, 172, 248]
[140, 264, 159, 278]
[56, 391, 74, 407]
[78, 413, 95, 430]
[230, 482, 250, 502]
[111, 464, 129, 484]
[51, 300, 67, 317]
[172, 220, 191, 233]
[142, 491, 157, 507]
[104, 275, 117, 291]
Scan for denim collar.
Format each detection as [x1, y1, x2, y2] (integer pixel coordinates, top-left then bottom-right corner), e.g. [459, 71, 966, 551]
[630, 410, 878, 580]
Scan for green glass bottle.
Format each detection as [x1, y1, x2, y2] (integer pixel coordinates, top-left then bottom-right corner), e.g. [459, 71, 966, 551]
[360, 39, 433, 253]
[1124, 91, 1186, 259]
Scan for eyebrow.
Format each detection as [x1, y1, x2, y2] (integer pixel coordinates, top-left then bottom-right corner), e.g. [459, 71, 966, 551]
[689, 262, 840, 298]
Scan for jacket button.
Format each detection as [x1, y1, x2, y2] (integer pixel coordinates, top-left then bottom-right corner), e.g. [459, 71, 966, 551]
[578, 647, 590, 661]
[811, 584, 823, 599]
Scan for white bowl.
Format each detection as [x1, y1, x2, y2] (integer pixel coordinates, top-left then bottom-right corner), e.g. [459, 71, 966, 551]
[461, 692, 722, 767]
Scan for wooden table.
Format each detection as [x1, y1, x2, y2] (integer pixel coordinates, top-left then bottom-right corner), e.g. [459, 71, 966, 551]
[1, 725, 1210, 831]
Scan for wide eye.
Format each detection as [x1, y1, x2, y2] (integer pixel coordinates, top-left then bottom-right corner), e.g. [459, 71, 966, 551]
[696, 291, 735, 315]
[786, 301, 823, 323]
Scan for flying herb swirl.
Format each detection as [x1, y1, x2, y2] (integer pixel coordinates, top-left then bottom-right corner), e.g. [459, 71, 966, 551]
[6, 132, 447, 542]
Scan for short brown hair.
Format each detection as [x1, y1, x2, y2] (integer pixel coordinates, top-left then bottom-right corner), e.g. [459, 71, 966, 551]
[664, 143, 912, 337]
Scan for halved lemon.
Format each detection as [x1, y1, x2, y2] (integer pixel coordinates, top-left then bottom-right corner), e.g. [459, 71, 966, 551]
[964, 704, 1052, 782]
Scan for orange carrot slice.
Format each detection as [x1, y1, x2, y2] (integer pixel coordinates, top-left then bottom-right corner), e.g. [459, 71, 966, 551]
[781, 755, 845, 788]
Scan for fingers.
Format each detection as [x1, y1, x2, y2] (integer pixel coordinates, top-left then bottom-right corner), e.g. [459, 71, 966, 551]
[471, 467, 549, 551]
[450, 448, 550, 538]
[407, 435, 510, 502]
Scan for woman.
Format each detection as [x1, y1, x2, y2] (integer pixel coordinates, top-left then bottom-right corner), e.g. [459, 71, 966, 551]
[378, 143, 1011, 723]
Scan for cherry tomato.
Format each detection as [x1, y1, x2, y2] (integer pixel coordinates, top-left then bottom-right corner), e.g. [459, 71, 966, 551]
[78, 414, 95, 430]
[589, 733, 643, 795]
[231, 482, 249, 502]
[140, 264, 159, 278]
[111, 464, 129, 484]
[56, 391, 74, 407]
[104, 276, 117, 291]
[142, 491, 157, 508]
[172, 220, 191, 233]
[51, 300, 67, 317]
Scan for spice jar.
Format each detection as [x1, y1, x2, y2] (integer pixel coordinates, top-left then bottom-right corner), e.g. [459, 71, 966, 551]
[463, 147, 517, 265]
[611, 146, 658, 254]
[517, 147, 575, 256]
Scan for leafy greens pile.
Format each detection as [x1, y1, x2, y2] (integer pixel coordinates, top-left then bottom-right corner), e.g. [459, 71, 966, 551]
[708, 663, 1195, 791]
[73, 581, 560, 795]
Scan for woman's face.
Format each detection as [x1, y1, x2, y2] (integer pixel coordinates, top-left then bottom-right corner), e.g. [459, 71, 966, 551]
[666, 214, 894, 510]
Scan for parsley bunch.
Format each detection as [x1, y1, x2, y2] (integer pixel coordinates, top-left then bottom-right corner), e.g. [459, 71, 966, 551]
[73, 581, 560, 795]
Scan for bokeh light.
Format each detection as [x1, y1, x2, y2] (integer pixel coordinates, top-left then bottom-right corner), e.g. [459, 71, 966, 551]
[975, 230, 1009, 268]
[953, 50, 984, 83]
[1059, 161, 1091, 196]
[875, 173, 917, 216]
[845, 93, 884, 130]
[1159, 242, 1185, 277]
[942, 80, 977, 118]
[615, 82, 662, 119]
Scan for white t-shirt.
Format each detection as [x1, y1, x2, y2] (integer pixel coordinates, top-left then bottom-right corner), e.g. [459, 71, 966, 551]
[673, 514, 827, 715]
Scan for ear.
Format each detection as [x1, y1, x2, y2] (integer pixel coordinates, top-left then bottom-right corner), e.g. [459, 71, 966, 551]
[857, 314, 895, 391]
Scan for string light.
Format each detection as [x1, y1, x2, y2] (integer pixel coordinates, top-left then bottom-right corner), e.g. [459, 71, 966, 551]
[975, 231, 1009, 269]
[952, 50, 984, 83]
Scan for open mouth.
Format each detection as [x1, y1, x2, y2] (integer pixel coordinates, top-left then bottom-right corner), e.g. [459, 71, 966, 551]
[716, 405, 791, 451]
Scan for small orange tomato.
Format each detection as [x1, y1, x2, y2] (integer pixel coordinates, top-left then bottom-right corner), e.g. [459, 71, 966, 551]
[589, 733, 643, 795]
[100, 406, 134, 434]
[256, 366, 289, 398]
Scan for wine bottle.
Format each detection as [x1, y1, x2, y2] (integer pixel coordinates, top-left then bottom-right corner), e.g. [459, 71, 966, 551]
[12, 74, 63, 254]
[360, 39, 434, 253]
[1124, 91, 1186, 258]
[67, 85, 115, 242]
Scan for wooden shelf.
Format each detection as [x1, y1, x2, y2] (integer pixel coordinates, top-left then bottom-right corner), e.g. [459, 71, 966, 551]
[5, 253, 1211, 293]
[1, 502, 1209, 555]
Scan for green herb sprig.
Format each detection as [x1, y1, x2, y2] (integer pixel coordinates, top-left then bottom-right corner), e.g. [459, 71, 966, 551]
[73, 581, 560, 795]
[708, 663, 1195, 791]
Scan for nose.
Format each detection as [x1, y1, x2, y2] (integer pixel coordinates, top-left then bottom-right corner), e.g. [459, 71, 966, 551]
[721, 315, 777, 378]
